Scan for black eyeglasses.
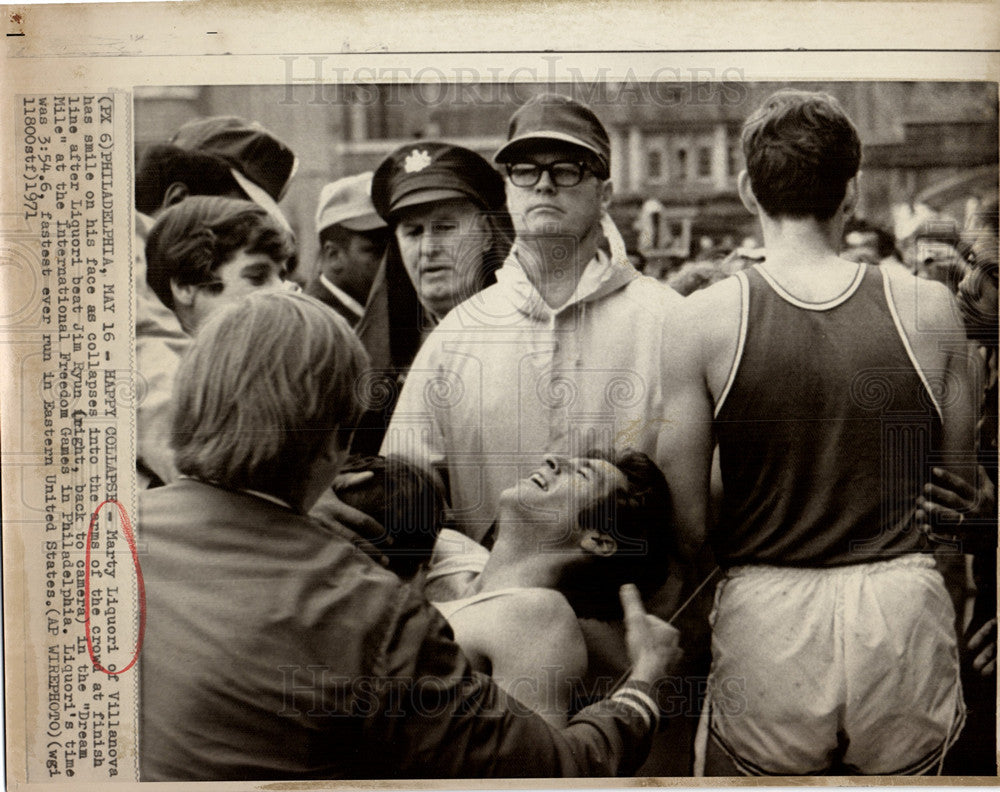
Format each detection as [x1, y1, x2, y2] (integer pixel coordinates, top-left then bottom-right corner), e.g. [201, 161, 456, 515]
[505, 161, 590, 188]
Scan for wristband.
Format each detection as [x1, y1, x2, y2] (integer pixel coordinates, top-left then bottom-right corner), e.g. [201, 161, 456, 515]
[610, 680, 660, 733]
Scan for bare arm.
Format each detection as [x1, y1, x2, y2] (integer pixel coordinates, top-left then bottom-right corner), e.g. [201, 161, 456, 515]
[939, 320, 980, 481]
[887, 271, 978, 482]
[471, 590, 589, 728]
[654, 294, 723, 558]
[379, 583, 681, 777]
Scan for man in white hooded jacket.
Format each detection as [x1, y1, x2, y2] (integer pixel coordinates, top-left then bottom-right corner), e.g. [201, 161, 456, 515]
[382, 94, 702, 562]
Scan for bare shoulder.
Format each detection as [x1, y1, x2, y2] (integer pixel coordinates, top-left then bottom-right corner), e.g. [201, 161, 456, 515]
[474, 589, 584, 649]
[881, 268, 974, 401]
[683, 275, 743, 353]
[629, 273, 684, 311]
[686, 273, 743, 312]
[486, 587, 580, 624]
[884, 266, 964, 334]
[465, 588, 588, 673]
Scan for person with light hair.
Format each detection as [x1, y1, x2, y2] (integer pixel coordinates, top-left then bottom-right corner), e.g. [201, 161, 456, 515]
[139, 289, 680, 782]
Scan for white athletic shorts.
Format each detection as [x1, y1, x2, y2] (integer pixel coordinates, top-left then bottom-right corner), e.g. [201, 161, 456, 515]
[695, 555, 965, 775]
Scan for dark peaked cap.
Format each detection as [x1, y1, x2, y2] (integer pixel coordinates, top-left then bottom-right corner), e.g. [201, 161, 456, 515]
[493, 93, 611, 178]
[170, 116, 298, 204]
[371, 142, 506, 220]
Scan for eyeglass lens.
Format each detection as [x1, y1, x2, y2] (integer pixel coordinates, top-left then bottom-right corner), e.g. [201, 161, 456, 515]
[507, 162, 586, 187]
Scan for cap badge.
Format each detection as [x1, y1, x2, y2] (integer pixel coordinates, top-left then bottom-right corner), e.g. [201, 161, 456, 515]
[403, 149, 432, 173]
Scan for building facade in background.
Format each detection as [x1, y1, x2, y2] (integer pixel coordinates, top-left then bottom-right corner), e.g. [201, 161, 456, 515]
[135, 81, 998, 281]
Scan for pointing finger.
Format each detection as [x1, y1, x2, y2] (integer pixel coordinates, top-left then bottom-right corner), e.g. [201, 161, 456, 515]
[620, 584, 647, 628]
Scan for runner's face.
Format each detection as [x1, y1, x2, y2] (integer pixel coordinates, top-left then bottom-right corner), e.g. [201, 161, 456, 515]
[511, 455, 626, 531]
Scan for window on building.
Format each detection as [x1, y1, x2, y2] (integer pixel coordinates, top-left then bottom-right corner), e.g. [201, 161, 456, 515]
[697, 146, 712, 178]
[647, 150, 662, 180]
[728, 143, 741, 176]
[675, 148, 688, 182]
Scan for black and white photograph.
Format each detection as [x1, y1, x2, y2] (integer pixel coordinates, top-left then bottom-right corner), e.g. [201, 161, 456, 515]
[131, 78, 997, 780]
[1, 3, 998, 788]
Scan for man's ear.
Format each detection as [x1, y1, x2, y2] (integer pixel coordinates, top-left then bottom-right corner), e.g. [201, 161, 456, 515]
[600, 179, 614, 211]
[320, 240, 343, 275]
[320, 427, 350, 472]
[161, 181, 190, 211]
[736, 170, 759, 216]
[579, 529, 617, 558]
[476, 214, 493, 256]
[841, 174, 860, 217]
[170, 279, 197, 308]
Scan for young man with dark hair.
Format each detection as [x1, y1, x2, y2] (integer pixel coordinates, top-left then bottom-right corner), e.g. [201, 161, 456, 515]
[144, 196, 293, 334]
[659, 90, 978, 775]
[427, 449, 678, 728]
[740, 89, 862, 221]
[135, 116, 298, 488]
[140, 292, 682, 781]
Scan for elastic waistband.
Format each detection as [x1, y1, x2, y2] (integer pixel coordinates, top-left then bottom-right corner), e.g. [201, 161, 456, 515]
[726, 554, 936, 580]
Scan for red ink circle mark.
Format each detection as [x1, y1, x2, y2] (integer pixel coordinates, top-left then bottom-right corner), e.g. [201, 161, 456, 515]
[84, 499, 145, 675]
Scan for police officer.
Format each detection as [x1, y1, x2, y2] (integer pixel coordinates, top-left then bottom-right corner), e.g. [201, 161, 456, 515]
[348, 142, 513, 454]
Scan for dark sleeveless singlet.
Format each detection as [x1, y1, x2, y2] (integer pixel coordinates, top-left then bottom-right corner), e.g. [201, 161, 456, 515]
[713, 263, 942, 567]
